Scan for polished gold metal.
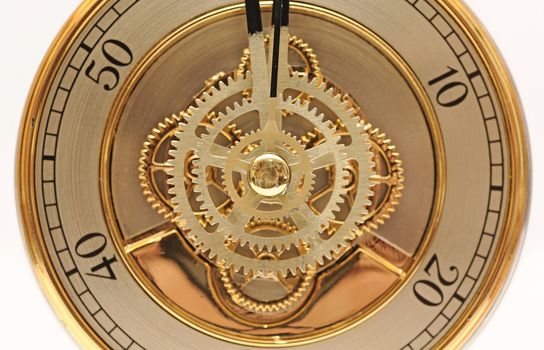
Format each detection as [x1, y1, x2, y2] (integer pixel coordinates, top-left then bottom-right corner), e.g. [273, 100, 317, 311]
[102, 4, 443, 345]
[167, 51, 377, 276]
[138, 37, 409, 326]
[18, 0, 529, 349]
[135, 37, 409, 324]
[248, 153, 291, 197]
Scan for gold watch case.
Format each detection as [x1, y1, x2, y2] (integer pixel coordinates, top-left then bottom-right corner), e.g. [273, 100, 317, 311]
[18, 1, 529, 349]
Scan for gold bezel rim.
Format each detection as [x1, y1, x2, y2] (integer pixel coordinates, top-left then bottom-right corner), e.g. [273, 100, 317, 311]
[433, 0, 530, 348]
[16, 0, 529, 349]
[16, 0, 113, 348]
[100, 2, 444, 347]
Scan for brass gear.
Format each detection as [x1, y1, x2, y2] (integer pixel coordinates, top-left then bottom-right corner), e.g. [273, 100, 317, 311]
[237, 35, 322, 81]
[193, 96, 349, 253]
[137, 115, 404, 239]
[139, 35, 323, 222]
[363, 123, 405, 231]
[221, 127, 316, 223]
[218, 265, 315, 314]
[139, 35, 403, 277]
[169, 71, 375, 276]
[217, 220, 315, 315]
[322, 80, 405, 231]
[138, 112, 184, 221]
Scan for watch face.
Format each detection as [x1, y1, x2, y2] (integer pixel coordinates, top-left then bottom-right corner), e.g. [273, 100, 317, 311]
[17, 0, 529, 349]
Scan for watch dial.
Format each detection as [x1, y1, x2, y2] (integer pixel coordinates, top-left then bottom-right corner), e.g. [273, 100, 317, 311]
[18, 1, 529, 349]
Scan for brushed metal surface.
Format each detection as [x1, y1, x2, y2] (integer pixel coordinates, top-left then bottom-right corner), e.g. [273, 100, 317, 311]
[18, 0, 528, 349]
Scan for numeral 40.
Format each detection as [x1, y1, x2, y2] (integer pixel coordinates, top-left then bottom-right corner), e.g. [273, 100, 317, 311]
[75, 233, 118, 280]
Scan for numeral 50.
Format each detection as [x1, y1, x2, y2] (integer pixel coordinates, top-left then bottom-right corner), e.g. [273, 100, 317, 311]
[85, 39, 133, 91]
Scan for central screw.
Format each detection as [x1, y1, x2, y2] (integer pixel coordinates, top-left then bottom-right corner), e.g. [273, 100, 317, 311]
[248, 153, 291, 197]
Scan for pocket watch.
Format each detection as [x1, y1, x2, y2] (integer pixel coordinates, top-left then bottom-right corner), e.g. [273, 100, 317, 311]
[18, 0, 529, 349]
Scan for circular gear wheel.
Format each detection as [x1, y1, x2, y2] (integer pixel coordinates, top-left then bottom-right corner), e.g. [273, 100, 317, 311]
[221, 127, 316, 222]
[192, 96, 349, 253]
[217, 220, 315, 316]
[169, 71, 375, 277]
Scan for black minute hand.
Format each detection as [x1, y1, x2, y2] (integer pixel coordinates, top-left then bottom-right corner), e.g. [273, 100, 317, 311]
[245, 0, 263, 35]
[270, 0, 290, 98]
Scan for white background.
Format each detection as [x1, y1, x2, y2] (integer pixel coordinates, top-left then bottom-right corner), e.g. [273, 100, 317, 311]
[0, 1, 542, 349]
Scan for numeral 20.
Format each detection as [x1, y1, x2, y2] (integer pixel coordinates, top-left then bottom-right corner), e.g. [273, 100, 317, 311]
[413, 254, 459, 307]
[85, 39, 133, 91]
[428, 67, 468, 107]
[76, 233, 118, 280]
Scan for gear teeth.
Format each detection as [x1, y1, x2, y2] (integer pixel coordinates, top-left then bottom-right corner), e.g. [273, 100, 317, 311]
[232, 262, 244, 274]
[325, 87, 335, 96]
[187, 106, 198, 116]
[186, 231, 198, 243]
[195, 98, 205, 107]
[331, 203, 342, 217]
[309, 76, 320, 87]
[218, 80, 228, 90]
[323, 119, 335, 130]
[169, 194, 180, 204]
[171, 137, 182, 148]
[340, 100, 352, 110]
[286, 266, 298, 278]
[165, 56, 379, 277]
[351, 114, 363, 124]
[316, 255, 325, 266]
[208, 85, 220, 95]
[324, 250, 335, 262]
[346, 107, 357, 116]
[199, 132, 213, 145]
[207, 249, 218, 260]
[194, 189, 204, 201]
[237, 239, 249, 249]
[216, 111, 227, 122]
[168, 149, 179, 158]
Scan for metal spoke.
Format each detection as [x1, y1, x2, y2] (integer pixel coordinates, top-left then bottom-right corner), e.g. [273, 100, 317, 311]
[308, 144, 336, 169]
[290, 204, 316, 229]
[206, 143, 230, 168]
[124, 222, 178, 254]
[358, 228, 412, 277]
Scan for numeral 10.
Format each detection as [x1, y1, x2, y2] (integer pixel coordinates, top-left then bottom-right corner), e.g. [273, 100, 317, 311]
[428, 67, 469, 107]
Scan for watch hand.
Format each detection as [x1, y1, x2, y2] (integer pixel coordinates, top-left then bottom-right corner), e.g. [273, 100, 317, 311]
[244, 0, 269, 115]
[244, 0, 290, 130]
[267, 0, 290, 132]
[270, 0, 290, 98]
[245, 0, 263, 35]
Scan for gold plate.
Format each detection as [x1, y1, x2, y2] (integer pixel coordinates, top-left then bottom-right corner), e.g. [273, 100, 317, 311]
[18, 1, 529, 349]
